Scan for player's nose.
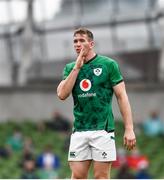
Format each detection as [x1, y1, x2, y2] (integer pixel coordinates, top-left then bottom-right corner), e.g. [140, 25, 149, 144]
[76, 40, 82, 47]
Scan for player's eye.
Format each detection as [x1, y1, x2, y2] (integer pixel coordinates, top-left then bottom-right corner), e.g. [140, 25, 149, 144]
[74, 40, 78, 43]
[79, 39, 85, 43]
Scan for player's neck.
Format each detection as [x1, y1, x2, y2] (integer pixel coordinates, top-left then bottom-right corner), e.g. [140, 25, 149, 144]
[85, 51, 96, 63]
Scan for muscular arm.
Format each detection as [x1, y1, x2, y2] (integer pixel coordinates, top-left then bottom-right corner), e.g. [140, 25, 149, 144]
[113, 81, 136, 150]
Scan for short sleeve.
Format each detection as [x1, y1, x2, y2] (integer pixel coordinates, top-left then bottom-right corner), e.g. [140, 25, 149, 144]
[62, 63, 74, 80]
[62, 65, 69, 80]
[109, 61, 123, 86]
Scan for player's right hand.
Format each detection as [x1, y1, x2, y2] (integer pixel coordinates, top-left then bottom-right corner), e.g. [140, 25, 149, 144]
[74, 44, 90, 70]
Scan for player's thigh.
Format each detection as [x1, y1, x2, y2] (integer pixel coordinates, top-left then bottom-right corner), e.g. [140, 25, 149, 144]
[93, 161, 112, 179]
[69, 160, 92, 179]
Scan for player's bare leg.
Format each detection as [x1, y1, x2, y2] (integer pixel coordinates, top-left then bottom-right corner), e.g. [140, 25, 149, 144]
[69, 160, 92, 179]
[93, 161, 112, 179]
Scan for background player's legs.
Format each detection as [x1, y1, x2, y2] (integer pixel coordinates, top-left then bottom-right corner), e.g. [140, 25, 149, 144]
[69, 160, 92, 179]
[93, 161, 112, 179]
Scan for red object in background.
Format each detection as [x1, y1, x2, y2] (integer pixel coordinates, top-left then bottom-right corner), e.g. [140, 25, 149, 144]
[112, 148, 149, 171]
[126, 155, 149, 170]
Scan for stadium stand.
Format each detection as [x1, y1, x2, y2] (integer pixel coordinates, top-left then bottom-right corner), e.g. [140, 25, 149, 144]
[0, 121, 164, 178]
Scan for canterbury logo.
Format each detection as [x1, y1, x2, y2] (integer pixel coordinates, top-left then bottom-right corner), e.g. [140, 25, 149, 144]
[70, 152, 76, 157]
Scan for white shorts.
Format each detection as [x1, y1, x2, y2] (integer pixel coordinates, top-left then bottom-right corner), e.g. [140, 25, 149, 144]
[68, 130, 116, 162]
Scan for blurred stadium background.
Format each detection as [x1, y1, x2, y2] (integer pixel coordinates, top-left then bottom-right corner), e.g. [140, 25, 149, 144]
[0, 0, 164, 178]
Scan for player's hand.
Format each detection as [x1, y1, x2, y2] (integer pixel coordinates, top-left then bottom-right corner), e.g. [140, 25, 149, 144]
[123, 128, 136, 151]
[74, 44, 90, 70]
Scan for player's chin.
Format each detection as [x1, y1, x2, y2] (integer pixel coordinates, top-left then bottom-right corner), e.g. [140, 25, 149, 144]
[76, 50, 81, 55]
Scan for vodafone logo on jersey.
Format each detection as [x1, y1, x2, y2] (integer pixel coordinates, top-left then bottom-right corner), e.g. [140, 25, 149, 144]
[80, 79, 91, 92]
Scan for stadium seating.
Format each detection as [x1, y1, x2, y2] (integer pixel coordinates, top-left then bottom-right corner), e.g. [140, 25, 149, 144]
[0, 120, 164, 178]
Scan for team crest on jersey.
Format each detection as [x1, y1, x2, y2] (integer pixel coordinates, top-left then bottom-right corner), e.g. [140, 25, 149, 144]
[80, 79, 91, 92]
[93, 68, 102, 76]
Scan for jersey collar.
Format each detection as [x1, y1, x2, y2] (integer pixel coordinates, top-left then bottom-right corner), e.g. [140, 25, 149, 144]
[85, 54, 98, 64]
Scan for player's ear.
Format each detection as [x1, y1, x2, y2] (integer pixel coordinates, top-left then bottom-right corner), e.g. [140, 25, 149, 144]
[89, 41, 94, 49]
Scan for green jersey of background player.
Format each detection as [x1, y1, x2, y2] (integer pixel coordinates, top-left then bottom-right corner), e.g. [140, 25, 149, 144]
[57, 27, 136, 179]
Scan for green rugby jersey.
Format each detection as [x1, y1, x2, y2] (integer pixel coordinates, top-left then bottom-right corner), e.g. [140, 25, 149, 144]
[63, 55, 123, 131]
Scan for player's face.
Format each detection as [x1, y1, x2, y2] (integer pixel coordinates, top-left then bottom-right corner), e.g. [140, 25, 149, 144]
[73, 33, 93, 55]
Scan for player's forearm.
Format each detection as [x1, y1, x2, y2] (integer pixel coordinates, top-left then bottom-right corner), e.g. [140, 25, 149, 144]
[117, 93, 134, 130]
[57, 68, 80, 100]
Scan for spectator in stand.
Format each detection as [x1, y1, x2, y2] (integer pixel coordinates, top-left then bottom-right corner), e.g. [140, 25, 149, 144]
[36, 144, 60, 169]
[46, 110, 71, 132]
[21, 158, 38, 179]
[114, 147, 151, 179]
[5, 127, 24, 153]
[0, 146, 10, 158]
[142, 110, 164, 137]
[36, 144, 60, 178]
[126, 147, 149, 171]
[19, 137, 36, 168]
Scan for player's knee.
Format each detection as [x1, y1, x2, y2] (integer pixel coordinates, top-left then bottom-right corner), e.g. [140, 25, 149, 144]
[72, 172, 88, 179]
[94, 171, 109, 179]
